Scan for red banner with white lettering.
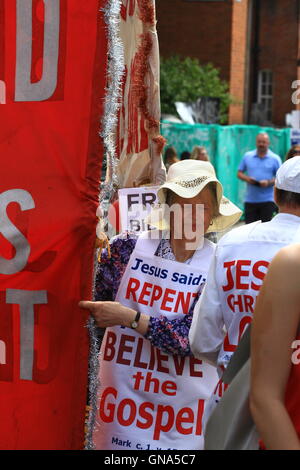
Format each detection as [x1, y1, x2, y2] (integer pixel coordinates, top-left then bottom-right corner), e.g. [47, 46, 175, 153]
[0, 0, 106, 449]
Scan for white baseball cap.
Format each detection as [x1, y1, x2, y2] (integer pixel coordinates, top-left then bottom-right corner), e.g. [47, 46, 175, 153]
[275, 156, 300, 194]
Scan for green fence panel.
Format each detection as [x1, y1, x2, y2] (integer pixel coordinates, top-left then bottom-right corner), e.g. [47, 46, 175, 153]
[161, 122, 219, 167]
[161, 121, 291, 212]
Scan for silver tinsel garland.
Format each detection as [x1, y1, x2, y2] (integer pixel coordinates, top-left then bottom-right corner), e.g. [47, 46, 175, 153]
[100, 0, 125, 200]
[85, 0, 125, 450]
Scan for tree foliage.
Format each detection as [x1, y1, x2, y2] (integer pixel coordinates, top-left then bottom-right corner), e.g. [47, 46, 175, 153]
[160, 56, 232, 124]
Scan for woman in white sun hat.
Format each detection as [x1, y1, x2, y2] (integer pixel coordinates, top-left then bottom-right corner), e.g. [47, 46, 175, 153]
[80, 160, 242, 450]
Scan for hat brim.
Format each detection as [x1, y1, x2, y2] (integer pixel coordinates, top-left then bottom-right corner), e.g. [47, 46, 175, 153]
[208, 196, 242, 233]
[147, 179, 242, 233]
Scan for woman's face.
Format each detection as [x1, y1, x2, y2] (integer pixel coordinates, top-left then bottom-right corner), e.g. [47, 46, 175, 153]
[196, 149, 208, 161]
[169, 186, 215, 244]
[292, 146, 300, 157]
[167, 155, 179, 164]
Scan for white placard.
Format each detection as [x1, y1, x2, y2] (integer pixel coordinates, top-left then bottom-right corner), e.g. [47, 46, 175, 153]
[118, 186, 159, 233]
[93, 233, 218, 450]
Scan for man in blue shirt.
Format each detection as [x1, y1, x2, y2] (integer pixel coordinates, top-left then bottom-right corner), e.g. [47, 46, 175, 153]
[238, 133, 282, 223]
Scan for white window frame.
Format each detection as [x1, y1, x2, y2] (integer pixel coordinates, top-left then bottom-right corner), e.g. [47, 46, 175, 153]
[257, 70, 273, 121]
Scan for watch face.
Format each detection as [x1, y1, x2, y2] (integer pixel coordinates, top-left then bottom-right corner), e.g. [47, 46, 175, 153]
[131, 321, 138, 329]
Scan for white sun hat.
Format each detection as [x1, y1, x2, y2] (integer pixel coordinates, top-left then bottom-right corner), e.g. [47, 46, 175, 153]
[275, 156, 300, 193]
[148, 159, 242, 233]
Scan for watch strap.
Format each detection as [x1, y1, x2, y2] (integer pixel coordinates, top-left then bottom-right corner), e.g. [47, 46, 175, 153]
[131, 311, 141, 329]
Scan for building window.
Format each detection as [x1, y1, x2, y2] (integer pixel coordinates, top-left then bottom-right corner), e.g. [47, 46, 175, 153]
[257, 70, 273, 122]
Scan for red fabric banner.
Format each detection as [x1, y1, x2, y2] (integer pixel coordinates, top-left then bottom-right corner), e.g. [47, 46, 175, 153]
[0, 0, 106, 449]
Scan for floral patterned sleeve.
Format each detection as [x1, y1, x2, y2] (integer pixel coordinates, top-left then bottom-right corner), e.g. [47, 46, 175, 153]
[144, 292, 201, 357]
[94, 234, 137, 301]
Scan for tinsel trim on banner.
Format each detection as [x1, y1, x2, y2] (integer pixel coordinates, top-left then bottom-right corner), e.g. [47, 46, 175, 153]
[85, 0, 125, 451]
[86, 0, 166, 449]
[100, 0, 125, 203]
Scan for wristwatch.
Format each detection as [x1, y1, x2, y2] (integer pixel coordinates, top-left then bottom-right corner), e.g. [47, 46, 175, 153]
[131, 311, 141, 329]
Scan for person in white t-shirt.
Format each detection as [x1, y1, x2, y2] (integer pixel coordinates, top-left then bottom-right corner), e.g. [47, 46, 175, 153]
[189, 156, 300, 423]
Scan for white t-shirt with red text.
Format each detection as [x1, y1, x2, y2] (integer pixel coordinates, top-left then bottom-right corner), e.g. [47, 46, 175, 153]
[189, 213, 300, 411]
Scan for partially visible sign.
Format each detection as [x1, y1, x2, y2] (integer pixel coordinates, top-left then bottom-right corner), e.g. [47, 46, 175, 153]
[118, 186, 159, 233]
[291, 128, 300, 146]
[176, 98, 220, 124]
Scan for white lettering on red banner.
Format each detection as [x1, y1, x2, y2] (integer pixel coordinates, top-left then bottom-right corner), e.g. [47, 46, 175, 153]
[0, 189, 49, 382]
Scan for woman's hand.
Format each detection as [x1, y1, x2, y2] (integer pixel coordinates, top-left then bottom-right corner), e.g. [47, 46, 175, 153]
[79, 300, 137, 328]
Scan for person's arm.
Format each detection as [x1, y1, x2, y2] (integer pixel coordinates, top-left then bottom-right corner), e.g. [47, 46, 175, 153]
[237, 156, 257, 185]
[189, 248, 225, 366]
[250, 245, 300, 450]
[92, 234, 137, 343]
[259, 156, 281, 187]
[267, 177, 275, 185]
[79, 298, 194, 356]
[237, 170, 256, 184]
[258, 178, 275, 188]
[79, 299, 150, 333]
[259, 155, 281, 188]
[94, 234, 137, 301]
[145, 312, 193, 356]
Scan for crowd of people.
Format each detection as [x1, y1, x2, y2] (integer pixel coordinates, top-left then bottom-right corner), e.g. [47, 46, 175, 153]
[79, 133, 300, 450]
[164, 145, 210, 170]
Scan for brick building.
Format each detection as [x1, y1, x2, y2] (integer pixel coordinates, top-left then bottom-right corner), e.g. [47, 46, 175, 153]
[156, 0, 300, 126]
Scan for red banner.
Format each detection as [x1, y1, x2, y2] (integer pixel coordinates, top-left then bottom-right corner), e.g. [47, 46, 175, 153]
[0, 0, 106, 449]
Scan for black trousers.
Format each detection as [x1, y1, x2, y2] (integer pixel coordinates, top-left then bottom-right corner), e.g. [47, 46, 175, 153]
[244, 201, 278, 224]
